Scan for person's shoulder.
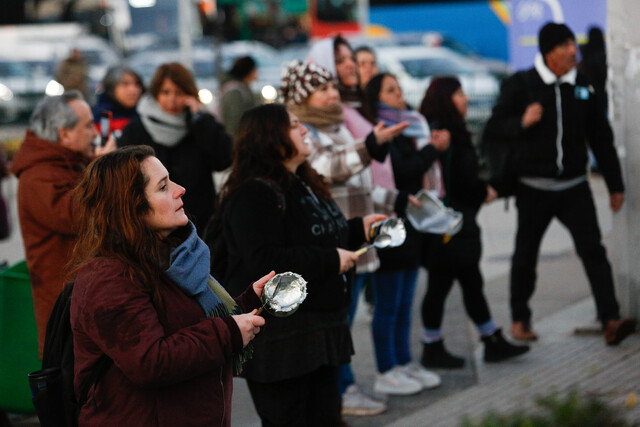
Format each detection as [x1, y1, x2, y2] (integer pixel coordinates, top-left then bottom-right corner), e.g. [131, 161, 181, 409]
[78, 257, 130, 279]
[235, 178, 280, 197]
[505, 68, 536, 85]
[75, 258, 137, 295]
[228, 179, 286, 210]
[119, 117, 147, 143]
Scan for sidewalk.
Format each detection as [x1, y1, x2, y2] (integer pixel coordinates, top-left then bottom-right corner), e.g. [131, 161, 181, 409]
[390, 297, 640, 427]
[344, 175, 639, 426]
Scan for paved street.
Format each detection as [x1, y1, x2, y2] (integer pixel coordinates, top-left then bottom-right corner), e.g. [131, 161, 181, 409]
[2, 170, 638, 426]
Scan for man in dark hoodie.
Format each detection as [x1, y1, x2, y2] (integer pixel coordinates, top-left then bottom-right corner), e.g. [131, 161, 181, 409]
[12, 91, 114, 357]
[485, 22, 635, 345]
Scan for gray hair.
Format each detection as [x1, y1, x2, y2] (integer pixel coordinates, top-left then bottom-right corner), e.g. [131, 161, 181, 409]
[101, 66, 144, 98]
[29, 91, 85, 142]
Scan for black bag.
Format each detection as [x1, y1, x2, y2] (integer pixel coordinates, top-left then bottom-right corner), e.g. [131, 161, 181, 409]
[28, 283, 112, 427]
[482, 71, 535, 198]
[481, 124, 519, 198]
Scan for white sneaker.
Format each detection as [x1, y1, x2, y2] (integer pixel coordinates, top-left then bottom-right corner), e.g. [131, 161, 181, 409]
[341, 385, 387, 416]
[373, 367, 422, 395]
[401, 362, 441, 390]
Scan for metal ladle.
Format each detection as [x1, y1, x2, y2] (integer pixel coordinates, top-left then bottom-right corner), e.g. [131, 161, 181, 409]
[354, 233, 392, 256]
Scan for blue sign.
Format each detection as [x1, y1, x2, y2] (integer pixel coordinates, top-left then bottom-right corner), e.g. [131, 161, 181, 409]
[509, 0, 607, 71]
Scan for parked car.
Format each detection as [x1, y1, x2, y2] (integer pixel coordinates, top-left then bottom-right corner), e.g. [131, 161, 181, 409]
[376, 45, 500, 134]
[0, 25, 122, 123]
[420, 31, 511, 80]
[0, 57, 59, 123]
[127, 41, 282, 111]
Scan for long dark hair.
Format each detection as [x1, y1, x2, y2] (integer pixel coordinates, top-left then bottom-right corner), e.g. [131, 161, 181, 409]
[420, 76, 469, 138]
[219, 103, 330, 203]
[68, 146, 168, 315]
[362, 72, 394, 124]
[333, 35, 365, 104]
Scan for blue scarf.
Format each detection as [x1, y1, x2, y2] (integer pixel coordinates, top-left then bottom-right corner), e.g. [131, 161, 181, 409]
[165, 222, 251, 373]
[377, 102, 430, 140]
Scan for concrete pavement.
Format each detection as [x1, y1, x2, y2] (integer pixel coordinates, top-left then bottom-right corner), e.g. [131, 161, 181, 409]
[2, 174, 638, 426]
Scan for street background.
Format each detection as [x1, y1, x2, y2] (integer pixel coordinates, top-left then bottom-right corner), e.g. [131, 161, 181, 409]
[2, 0, 640, 425]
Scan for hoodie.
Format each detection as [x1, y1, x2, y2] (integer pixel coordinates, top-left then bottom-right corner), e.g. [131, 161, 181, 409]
[12, 130, 88, 356]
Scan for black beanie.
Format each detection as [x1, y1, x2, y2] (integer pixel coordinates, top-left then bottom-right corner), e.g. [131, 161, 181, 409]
[538, 22, 575, 56]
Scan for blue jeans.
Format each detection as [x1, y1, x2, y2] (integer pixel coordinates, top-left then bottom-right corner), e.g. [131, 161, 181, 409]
[372, 268, 418, 373]
[338, 273, 369, 394]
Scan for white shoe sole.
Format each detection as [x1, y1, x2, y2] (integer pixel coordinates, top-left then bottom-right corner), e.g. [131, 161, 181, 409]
[373, 382, 422, 396]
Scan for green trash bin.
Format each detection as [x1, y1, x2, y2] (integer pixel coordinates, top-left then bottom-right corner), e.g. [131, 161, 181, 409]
[0, 261, 40, 413]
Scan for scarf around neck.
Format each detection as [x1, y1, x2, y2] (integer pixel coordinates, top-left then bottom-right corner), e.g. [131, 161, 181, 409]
[288, 103, 344, 128]
[377, 103, 431, 141]
[165, 221, 252, 374]
[137, 95, 188, 147]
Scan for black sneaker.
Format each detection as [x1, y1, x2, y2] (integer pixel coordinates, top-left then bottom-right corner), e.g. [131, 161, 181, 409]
[421, 340, 465, 369]
[482, 328, 529, 363]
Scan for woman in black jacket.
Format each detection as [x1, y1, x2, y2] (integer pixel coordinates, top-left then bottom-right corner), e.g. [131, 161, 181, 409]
[212, 104, 384, 425]
[419, 77, 528, 368]
[119, 62, 232, 233]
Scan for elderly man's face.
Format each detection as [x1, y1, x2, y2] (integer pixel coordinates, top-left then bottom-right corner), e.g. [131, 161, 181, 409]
[58, 99, 97, 158]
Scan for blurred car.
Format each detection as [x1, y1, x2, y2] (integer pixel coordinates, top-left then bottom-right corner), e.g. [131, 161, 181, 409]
[0, 57, 60, 123]
[375, 45, 501, 130]
[420, 31, 511, 80]
[0, 30, 121, 123]
[127, 41, 282, 111]
[278, 43, 312, 67]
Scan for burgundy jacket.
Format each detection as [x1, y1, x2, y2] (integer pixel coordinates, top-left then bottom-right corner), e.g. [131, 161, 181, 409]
[71, 258, 261, 426]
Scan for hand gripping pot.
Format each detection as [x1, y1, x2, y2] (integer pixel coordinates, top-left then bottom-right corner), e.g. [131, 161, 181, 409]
[406, 190, 463, 236]
[260, 272, 308, 317]
[356, 218, 407, 256]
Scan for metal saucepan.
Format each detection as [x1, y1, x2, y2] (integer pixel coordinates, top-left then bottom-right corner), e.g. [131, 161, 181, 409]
[256, 272, 308, 317]
[406, 189, 463, 237]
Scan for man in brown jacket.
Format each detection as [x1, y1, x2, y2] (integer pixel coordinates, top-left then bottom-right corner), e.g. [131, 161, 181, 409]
[12, 91, 114, 357]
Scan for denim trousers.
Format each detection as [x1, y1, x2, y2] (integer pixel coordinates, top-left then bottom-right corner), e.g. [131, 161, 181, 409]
[372, 268, 418, 373]
[338, 272, 369, 394]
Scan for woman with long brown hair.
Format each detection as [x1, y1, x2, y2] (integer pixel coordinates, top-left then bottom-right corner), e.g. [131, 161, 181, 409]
[419, 76, 528, 368]
[119, 62, 232, 233]
[211, 103, 385, 425]
[69, 145, 272, 426]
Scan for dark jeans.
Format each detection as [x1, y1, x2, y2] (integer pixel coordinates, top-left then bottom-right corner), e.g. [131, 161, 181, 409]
[247, 365, 341, 427]
[422, 233, 492, 329]
[372, 268, 418, 373]
[510, 182, 620, 325]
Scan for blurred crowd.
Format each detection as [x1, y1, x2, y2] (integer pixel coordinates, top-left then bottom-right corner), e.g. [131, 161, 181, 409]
[0, 21, 636, 427]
